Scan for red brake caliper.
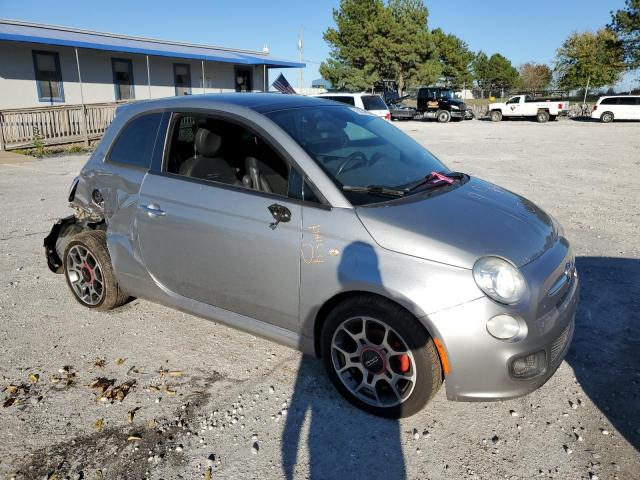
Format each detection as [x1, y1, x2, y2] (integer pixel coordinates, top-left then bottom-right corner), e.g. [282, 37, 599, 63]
[399, 354, 410, 373]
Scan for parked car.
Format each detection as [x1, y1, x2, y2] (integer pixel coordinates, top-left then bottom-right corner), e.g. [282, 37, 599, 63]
[313, 92, 391, 121]
[382, 91, 417, 121]
[591, 95, 640, 122]
[489, 95, 569, 123]
[45, 94, 578, 418]
[416, 87, 470, 122]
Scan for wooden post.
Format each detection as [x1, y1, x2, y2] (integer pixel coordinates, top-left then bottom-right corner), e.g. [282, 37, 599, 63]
[0, 113, 5, 151]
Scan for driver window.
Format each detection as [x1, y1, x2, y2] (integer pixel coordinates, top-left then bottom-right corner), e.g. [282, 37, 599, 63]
[506, 97, 519, 104]
[166, 114, 289, 197]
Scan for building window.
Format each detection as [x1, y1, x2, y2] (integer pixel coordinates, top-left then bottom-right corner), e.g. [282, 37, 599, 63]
[234, 67, 253, 92]
[174, 63, 192, 96]
[112, 58, 135, 101]
[32, 50, 64, 103]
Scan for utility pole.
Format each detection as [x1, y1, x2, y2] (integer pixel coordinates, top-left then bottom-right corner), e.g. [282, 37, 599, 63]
[298, 26, 304, 92]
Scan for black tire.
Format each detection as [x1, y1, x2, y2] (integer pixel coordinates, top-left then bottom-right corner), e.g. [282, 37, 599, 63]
[63, 230, 129, 311]
[436, 110, 451, 123]
[490, 110, 503, 122]
[600, 112, 614, 123]
[320, 295, 442, 418]
[536, 110, 550, 123]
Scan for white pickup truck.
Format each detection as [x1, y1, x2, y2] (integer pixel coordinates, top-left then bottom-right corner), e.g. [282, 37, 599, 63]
[489, 95, 569, 123]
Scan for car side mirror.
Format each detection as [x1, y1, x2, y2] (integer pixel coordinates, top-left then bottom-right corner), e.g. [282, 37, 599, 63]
[268, 203, 291, 230]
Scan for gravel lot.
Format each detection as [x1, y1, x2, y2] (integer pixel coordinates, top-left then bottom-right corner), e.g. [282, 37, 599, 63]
[1, 118, 639, 480]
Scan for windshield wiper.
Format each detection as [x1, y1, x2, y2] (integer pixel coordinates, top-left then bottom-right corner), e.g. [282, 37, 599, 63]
[342, 185, 407, 197]
[406, 171, 463, 193]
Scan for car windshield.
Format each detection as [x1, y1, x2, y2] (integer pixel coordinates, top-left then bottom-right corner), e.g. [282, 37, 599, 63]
[441, 90, 455, 100]
[266, 105, 449, 205]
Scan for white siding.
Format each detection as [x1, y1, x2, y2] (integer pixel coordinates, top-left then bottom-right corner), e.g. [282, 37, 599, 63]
[0, 40, 269, 109]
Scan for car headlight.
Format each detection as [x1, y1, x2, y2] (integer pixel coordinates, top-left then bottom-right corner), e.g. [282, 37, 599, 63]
[473, 256, 526, 304]
[451, 105, 460, 110]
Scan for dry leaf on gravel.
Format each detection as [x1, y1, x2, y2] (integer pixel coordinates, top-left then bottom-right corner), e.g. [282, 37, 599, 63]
[89, 378, 135, 403]
[127, 434, 142, 441]
[28, 373, 39, 383]
[92, 359, 106, 369]
[94, 418, 104, 431]
[3, 397, 16, 408]
[158, 368, 183, 377]
[204, 466, 212, 480]
[116, 358, 127, 365]
[148, 419, 156, 429]
[127, 407, 140, 423]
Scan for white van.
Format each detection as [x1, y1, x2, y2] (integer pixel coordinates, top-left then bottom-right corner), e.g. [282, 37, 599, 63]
[314, 93, 391, 121]
[591, 95, 640, 122]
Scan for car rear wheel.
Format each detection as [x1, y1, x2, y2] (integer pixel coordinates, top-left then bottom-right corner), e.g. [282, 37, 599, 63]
[490, 110, 503, 122]
[321, 296, 442, 418]
[536, 110, 550, 123]
[63, 230, 128, 311]
[436, 110, 451, 123]
[600, 112, 614, 123]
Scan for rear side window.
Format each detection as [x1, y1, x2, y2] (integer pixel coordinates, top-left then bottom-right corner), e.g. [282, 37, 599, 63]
[601, 98, 619, 105]
[323, 96, 356, 106]
[618, 97, 637, 105]
[361, 95, 387, 111]
[108, 113, 162, 168]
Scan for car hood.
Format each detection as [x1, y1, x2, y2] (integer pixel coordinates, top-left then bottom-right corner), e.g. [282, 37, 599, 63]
[356, 177, 557, 269]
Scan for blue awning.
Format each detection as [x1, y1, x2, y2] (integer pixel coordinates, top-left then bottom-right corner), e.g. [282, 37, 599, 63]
[0, 19, 304, 68]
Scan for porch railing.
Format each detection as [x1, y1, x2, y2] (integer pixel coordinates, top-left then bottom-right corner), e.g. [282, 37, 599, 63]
[0, 102, 123, 150]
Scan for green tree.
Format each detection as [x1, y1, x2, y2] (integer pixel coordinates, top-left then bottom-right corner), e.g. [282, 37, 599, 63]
[320, 0, 387, 91]
[320, 0, 438, 94]
[518, 62, 553, 93]
[554, 29, 625, 101]
[432, 28, 474, 87]
[609, 0, 640, 68]
[385, 0, 437, 94]
[488, 54, 519, 92]
[472, 51, 492, 92]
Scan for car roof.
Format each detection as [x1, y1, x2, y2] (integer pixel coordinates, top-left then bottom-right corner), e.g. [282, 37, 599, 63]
[599, 95, 640, 99]
[117, 93, 340, 115]
[315, 92, 376, 97]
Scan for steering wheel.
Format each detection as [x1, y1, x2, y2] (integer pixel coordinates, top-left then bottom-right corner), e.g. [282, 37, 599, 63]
[336, 152, 368, 175]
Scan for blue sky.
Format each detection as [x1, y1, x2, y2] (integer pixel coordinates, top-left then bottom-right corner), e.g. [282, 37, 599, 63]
[1, 0, 636, 90]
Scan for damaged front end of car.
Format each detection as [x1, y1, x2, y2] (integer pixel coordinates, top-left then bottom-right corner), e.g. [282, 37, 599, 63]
[43, 175, 105, 273]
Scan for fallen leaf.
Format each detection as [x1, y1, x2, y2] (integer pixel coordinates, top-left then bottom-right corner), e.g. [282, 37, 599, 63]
[5, 385, 19, 395]
[148, 419, 156, 429]
[164, 387, 177, 396]
[95, 469, 103, 479]
[94, 418, 104, 431]
[92, 359, 106, 369]
[116, 358, 127, 365]
[3, 397, 16, 408]
[147, 385, 161, 392]
[204, 466, 212, 480]
[159, 369, 183, 377]
[49, 376, 61, 384]
[127, 408, 139, 423]
[89, 377, 115, 392]
[48, 473, 57, 480]
[127, 434, 142, 441]
[28, 373, 39, 384]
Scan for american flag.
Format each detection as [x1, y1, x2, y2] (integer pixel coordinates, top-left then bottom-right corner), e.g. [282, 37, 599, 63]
[272, 73, 297, 95]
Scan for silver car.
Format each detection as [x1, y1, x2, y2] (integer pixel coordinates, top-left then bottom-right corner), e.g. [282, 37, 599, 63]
[44, 94, 578, 418]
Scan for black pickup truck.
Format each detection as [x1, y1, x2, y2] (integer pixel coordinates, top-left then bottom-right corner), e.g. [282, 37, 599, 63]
[416, 87, 471, 122]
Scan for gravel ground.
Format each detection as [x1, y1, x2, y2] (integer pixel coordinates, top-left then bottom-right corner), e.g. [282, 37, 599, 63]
[0, 118, 638, 480]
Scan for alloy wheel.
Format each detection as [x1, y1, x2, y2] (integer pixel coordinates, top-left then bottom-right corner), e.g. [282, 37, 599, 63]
[66, 245, 105, 306]
[330, 316, 417, 408]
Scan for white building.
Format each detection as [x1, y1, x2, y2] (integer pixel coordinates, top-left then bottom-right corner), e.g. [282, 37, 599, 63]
[0, 19, 303, 110]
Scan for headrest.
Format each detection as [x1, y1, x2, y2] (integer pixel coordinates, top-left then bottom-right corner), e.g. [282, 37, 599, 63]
[194, 128, 222, 157]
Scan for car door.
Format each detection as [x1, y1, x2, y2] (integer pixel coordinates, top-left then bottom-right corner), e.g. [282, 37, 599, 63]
[134, 112, 302, 332]
[618, 97, 637, 120]
[504, 96, 521, 116]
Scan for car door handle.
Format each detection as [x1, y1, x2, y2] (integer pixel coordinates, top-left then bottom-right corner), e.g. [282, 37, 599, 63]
[268, 203, 291, 230]
[140, 203, 166, 217]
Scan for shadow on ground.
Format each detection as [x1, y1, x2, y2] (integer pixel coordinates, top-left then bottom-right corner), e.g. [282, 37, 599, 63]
[567, 256, 640, 451]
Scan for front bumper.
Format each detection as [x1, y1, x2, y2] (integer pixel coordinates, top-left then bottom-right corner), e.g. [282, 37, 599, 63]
[450, 110, 464, 119]
[427, 247, 579, 402]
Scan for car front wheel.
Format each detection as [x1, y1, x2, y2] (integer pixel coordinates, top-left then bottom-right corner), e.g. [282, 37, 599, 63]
[63, 230, 129, 311]
[321, 296, 442, 418]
